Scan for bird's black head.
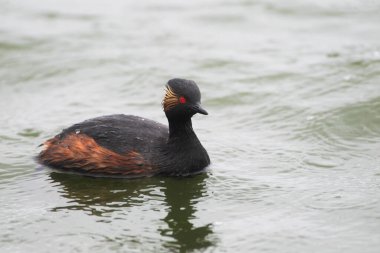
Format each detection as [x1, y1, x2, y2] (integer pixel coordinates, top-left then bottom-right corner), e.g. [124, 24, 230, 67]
[163, 78, 208, 119]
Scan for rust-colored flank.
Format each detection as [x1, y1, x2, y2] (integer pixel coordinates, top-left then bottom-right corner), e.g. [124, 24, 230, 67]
[39, 134, 152, 176]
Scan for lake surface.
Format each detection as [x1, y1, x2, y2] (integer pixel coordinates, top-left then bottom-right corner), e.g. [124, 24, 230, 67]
[1, 0, 380, 252]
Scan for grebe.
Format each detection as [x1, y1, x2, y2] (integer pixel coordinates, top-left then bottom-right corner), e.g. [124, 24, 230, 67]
[38, 78, 210, 177]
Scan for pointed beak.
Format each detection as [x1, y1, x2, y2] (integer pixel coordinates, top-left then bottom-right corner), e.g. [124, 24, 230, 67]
[193, 103, 208, 115]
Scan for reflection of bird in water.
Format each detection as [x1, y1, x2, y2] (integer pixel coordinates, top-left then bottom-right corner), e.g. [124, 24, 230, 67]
[50, 172, 151, 215]
[49, 172, 216, 251]
[160, 175, 215, 252]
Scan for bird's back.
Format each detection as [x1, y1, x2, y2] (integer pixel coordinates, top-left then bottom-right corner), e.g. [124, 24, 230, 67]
[59, 114, 168, 154]
[38, 114, 168, 176]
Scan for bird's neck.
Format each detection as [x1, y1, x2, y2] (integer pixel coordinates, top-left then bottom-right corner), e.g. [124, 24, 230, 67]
[161, 116, 209, 176]
[168, 116, 196, 141]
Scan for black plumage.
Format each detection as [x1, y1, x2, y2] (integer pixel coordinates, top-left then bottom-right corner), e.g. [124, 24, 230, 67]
[38, 78, 210, 177]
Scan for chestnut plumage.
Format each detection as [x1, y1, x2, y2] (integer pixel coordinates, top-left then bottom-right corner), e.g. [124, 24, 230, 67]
[37, 78, 210, 177]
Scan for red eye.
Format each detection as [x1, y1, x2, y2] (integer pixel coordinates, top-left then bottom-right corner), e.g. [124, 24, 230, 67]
[179, 96, 186, 104]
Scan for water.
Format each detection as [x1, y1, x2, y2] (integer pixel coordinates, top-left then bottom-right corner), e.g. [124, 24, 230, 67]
[1, 0, 380, 252]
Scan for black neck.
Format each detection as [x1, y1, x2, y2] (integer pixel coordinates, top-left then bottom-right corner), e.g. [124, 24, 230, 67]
[168, 116, 196, 140]
[160, 115, 210, 176]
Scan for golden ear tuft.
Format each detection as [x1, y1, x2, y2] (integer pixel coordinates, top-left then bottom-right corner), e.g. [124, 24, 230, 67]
[162, 86, 179, 112]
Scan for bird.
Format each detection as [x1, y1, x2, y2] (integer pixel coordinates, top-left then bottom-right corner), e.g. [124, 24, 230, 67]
[37, 78, 210, 177]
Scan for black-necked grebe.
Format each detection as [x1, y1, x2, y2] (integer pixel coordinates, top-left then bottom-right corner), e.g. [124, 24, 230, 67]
[37, 78, 210, 177]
